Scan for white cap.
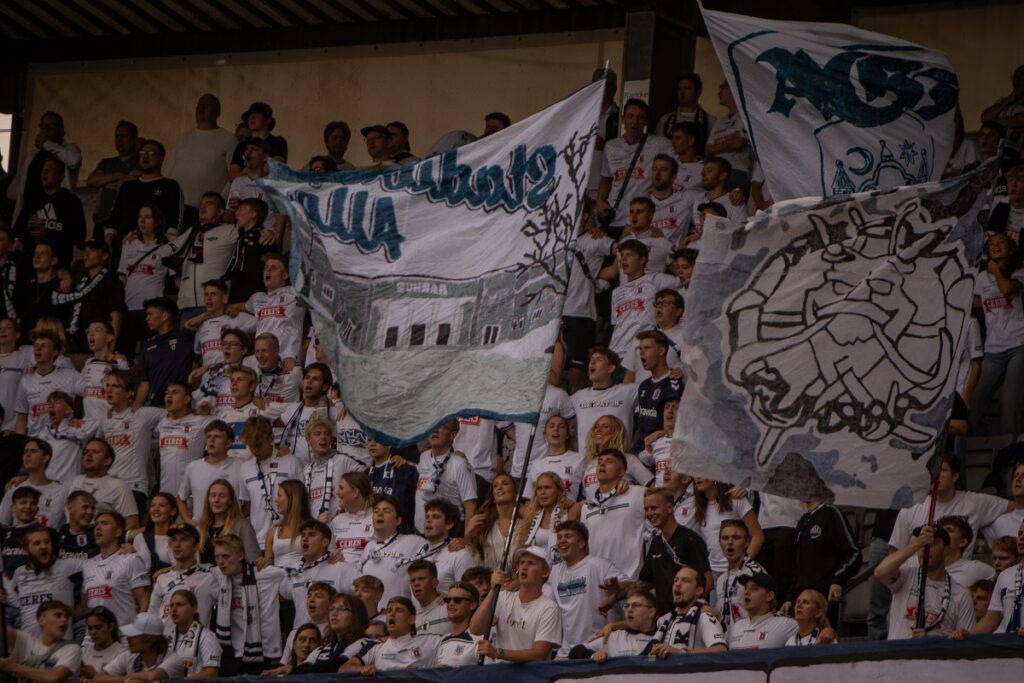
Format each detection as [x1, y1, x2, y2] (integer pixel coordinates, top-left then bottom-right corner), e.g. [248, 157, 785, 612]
[513, 545, 550, 567]
[121, 613, 165, 637]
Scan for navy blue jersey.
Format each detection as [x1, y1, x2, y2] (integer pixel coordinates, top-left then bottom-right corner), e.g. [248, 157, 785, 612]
[634, 373, 682, 451]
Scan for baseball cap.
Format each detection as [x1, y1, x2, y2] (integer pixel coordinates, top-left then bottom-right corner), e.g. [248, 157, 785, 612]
[912, 525, 951, 545]
[121, 613, 165, 637]
[167, 523, 200, 542]
[386, 121, 409, 137]
[738, 571, 778, 593]
[83, 239, 110, 254]
[360, 124, 391, 138]
[513, 545, 550, 568]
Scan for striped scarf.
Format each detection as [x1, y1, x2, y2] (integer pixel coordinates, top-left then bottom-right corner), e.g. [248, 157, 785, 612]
[52, 268, 108, 334]
[213, 561, 264, 663]
[1, 260, 17, 323]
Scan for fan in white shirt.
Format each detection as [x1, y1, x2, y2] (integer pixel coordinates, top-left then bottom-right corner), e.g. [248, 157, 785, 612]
[157, 383, 213, 497]
[79, 611, 127, 680]
[727, 571, 799, 650]
[715, 520, 765, 629]
[0, 438, 68, 529]
[80, 321, 129, 421]
[416, 500, 476, 592]
[939, 516, 996, 589]
[693, 478, 763, 575]
[303, 418, 365, 521]
[545, 521, 626, 657]
[341, 597, 441, 674]
[875, 524, 975, 640]
[524, 415, 584, 502]
[785, 589, 838, 646]
[577, 415, 653, 502]
[648, 155, 696, 246]
[165, 590, 222, 678]
[36, 390, 99, 484]
[984, 461, 1024, 544]
[177, 420, 244, 525]
[245, 333, 303, 404]
[571, 350, 640, 445]
[608, 242, 678, 377]
[244, 256, 306, 364]
[81, 511, 152, 628]
[274, 363, 339, 468]
[687, 158, 748, 242]
[652, 565, 728, 657]
[508, 384, 576, 479]
[191, 280, 256, 367]
[574, 450, 648, 580]
[453, 415, 506, 488]
[414, 420, 478, 533]
[359, 497, 427, 602]
[97, 370, 164, 495]
[280, 521, 359, 626]
[68, 439, 141, 529]
[190, 327, 249, 414]
[6, 524, 78, 639]
[579, 587, 658, 662]
[435, 582, 483, 667]
[96, 614, 187, 682]
[214, 366, 287, 456]
[14, 331, 83, 437]
[406, 561, 451, 636]
[630, 290, 685, 384]
[2, 600, 81, 683]
[617, 199, 676, 275]
[329, 473, 375, 564]
[889, 455, 1012, 556]
[148, 525, 215, 623]
[237, 416, 303, 549]
[470, 546, 563, 663]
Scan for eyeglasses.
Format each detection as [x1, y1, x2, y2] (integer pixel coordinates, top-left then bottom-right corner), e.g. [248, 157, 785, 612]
[442, 596, 474, 604]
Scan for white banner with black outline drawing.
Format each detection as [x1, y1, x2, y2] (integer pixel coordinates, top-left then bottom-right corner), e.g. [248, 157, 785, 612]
[702, 6, 958, 201]
[671, 160, 997, 508]
[259, 81, 602, 445]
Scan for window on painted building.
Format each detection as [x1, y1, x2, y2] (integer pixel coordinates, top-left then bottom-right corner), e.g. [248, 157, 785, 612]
[410, 324, 426, 346]
[482, 325, 500, 345]
[385, 326, 399, 348]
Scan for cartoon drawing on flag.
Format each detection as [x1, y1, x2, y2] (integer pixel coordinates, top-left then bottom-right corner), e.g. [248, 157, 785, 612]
[259, 81, 603, 445]
[672, 160, 997, 508]
[701, 7, 958, 201]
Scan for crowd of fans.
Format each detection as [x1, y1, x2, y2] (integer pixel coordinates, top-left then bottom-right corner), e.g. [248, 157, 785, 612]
[0, 62, 1021, 681]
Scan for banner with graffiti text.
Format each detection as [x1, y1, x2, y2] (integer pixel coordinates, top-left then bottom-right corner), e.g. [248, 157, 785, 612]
[671, 159, 997, 509]
[702, 7, 958, 201]
[259, 82, 602, 445]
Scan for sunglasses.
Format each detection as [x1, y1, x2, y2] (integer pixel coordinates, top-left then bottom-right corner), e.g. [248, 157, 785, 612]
[442, 596, 474, 604]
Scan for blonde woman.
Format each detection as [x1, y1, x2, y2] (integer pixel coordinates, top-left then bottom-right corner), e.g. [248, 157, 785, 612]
[786, 589, 837, 646]
[513, 472, 572, 562]
[259, 479, 313, 569]
[580, 415, 653, 500]
[197, 479, 261, 563]
[329, 471, 375, 564]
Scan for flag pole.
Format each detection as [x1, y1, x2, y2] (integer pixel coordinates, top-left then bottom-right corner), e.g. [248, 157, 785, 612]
[477, 421, 540, 665]
[0, 528, 9, 666]
[915, 475, 941, 630]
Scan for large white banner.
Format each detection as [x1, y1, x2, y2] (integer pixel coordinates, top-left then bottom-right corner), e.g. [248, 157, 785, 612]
[671, 160, 997, 508]
[702, 7, 958, 201]
[260, 82, 602, 444]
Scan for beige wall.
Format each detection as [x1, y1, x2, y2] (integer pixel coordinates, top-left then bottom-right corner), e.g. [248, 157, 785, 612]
[21, 30, 623, 176]
[852, 0, 1024, 127]
[18, 1, 1022, 179]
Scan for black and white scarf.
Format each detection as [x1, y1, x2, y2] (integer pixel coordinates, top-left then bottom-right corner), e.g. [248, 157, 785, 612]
[225, 224, 262, 276]
[213, 561, 264, 663]
[52, 268, 108, 334]
[171, 621, 206, 664]
[1, 259, 17, 322]
[654, 600, 706, 649]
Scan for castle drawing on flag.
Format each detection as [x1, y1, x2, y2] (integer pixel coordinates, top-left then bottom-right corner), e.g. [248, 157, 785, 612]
[297, 225, 565, 355]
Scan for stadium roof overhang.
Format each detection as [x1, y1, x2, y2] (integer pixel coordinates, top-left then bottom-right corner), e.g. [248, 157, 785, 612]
[0, 0, 932, 65]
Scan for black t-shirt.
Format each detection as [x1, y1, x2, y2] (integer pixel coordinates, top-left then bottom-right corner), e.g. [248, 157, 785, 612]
[19, 277, 63, 335]
[106, 177, 184, 241]
[639, 523, 711, 616]
[226, 227, 272, 304]
[58, 524, 99, 561]
[231, 134, 288, 167]
[70, 269, 124, 351]
[13, 188, 86, 270]
[139, 328, 195, 406]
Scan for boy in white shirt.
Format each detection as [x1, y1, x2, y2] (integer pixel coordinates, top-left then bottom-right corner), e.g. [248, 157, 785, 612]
[608, 240, 677, 378]
[177, 420, 244, 525]
[191, 279, 256, 366]
[727, 571, 798, 649]
[342, 596, 441, 673]
[414, 420, 477, 533]
[245, 254, 305, 367]
[1, 600, 81, 682]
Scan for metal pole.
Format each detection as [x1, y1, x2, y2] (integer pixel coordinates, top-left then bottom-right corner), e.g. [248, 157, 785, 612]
[915, 476, 941, 630]
[477, 422, 539, 665]
[0, 527, 9, 661]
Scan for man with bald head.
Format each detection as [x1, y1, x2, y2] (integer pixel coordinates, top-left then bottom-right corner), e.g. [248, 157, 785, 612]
[165, 93, 238, 231]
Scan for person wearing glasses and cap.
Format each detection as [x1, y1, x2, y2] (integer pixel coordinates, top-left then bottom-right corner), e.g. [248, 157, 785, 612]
[228, 102, 288, 181]
[93, 613, 186, 682]
[360, 125, 396, 169]
[874, 524, 975, 639]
